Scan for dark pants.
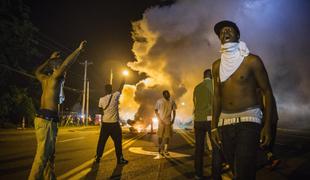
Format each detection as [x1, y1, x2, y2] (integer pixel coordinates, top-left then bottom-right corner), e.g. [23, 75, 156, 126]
[219, 122, 260, 180]
[96, 122, 123, 161]
[194, 121, 223, 179]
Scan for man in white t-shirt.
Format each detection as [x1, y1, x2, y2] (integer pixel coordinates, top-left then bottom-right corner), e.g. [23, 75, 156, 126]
[95, 80, 128, 164]
[155, 90, 177, 155]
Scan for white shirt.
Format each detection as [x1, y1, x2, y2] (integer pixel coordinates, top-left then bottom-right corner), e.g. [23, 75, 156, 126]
[155, 98, 177, 124]
[98, 91, 121, 123]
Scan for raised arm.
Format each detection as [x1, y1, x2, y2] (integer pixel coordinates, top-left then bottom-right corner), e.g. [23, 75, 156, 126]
[35, 58, 51, 81]
[35, 51, 61, 81]
[118, 78, 126, 93]
[53, 41, 87, 78]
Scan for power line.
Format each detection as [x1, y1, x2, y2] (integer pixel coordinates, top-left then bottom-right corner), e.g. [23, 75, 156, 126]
[0, 63, 83, 93]
[36, 31, 74, 53]
[30, 38, 85, 80]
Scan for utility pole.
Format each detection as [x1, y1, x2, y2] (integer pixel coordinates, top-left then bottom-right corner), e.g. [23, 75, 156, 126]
[86, 80, 90, 126]
[80, 60, 92, 126]
[110, 68, 113, 85]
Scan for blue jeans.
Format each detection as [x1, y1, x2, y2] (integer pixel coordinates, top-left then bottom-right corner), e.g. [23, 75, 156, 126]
[29, 117, 58, 180]
[219, 122, 260, 180]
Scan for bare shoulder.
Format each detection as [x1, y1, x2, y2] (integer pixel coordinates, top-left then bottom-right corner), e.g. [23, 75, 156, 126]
[212, 59, 221, 73]
[245, 53, 265, 68]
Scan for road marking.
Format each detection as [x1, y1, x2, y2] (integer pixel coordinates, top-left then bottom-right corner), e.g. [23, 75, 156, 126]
[129, 147, 191, 159]
[57, 137, 85, 143]
[176, 129, 195, 147]
[58, 133, 146, 180]
[182, 130, 195, 143]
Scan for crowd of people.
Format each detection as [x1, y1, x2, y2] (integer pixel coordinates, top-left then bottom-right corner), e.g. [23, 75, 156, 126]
[28, 20, 280, 180]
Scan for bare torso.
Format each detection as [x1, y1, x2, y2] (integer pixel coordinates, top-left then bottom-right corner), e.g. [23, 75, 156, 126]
[40, 75, 62, 111]
[213, 54, 261, 113]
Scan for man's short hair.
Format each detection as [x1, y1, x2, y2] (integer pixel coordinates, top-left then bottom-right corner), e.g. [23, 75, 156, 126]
[105, 84, 112, 93]
[214, 20, 240, 38]
[162, 90, 169, 96]
[204, 69, 212, 79]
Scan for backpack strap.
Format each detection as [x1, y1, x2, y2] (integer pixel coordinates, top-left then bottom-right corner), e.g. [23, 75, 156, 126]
[103, 93, 113, 111]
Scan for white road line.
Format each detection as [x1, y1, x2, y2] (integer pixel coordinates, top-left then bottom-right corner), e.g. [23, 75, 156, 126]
[57, 137, 85, 143]
[57, 133, 146, 180]
[129, 147, 191, 159]
[176, 129, 195, 147]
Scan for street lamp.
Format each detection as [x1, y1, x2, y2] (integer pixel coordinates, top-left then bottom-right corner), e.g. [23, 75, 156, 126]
[122, 70, 129, 77]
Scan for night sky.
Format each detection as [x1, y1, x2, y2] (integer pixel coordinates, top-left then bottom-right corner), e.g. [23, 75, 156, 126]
[11, 0, 310, 129]
[24, 0, 174, 111]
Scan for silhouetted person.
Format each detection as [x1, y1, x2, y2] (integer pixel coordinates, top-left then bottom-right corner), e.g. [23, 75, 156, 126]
[155, 90, 177, 156]
[193, 69, 224, 180]
[211, 20, 273, 180]
[29, 41, 87, 180]
[95, 81, 128, 165]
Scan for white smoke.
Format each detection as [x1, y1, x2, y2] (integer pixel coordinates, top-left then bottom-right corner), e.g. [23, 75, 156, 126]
[120, 0, 310, 129]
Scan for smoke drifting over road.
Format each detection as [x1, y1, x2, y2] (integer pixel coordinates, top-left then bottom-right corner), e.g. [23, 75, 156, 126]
[120, 0, 310, 129]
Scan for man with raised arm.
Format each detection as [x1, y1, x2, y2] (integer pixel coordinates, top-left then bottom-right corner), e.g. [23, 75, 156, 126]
[29, 41, 87, 180]
[95, 80, 128, 165]
[211, 20, 273, 180]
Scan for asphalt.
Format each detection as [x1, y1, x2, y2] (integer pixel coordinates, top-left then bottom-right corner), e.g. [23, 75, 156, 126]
[0, 126, 310, 180]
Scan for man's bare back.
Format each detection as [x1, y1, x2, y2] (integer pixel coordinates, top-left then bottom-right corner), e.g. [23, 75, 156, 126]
[212, 54, 267, 113]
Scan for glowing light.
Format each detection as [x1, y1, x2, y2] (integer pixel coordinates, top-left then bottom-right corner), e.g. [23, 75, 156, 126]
[152, 117, 158, 124]
[181, 102, 185, 106]
[134, 125, 143, 133]
[122, 70, 129, 76]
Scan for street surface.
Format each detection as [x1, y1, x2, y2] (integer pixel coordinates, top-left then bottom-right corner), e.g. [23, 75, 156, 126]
[0, 126, 310, 179]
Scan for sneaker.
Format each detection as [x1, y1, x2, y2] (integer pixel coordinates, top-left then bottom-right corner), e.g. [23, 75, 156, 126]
[118, 157, 129, 165]
[164, 150, 170, 156]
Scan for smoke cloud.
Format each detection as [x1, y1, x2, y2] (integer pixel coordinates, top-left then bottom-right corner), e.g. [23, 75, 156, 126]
[120, 0, 310, 129]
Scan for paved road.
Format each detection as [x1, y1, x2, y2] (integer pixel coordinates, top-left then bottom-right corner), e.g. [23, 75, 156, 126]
[0, 126, 310, 179]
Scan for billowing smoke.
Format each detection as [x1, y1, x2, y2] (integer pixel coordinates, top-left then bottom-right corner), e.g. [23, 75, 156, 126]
[120, 0, 310, 129]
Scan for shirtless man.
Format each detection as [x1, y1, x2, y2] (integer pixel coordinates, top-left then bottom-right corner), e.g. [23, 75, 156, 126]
[29, 41, 86, 180]
[211, 20, 272, 180]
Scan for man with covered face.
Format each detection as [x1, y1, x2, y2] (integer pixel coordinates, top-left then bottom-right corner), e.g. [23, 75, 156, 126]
[29, 41, 86, 180]
[211, 20, 273, 180]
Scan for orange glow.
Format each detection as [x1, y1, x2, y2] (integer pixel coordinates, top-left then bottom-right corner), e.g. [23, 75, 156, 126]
[122, 70, 129, 76]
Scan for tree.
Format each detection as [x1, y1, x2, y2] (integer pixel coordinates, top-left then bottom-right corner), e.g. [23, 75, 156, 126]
[0, 86, 36, 127]
[0, 0, 39, 87]
[0, 1, 40, 127]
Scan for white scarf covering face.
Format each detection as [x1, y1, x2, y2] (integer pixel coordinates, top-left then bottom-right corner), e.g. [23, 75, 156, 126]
[219, 41, 250, 82]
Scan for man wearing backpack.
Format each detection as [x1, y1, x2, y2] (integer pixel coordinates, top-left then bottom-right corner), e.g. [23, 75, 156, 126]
[95, 80, 128, 164]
